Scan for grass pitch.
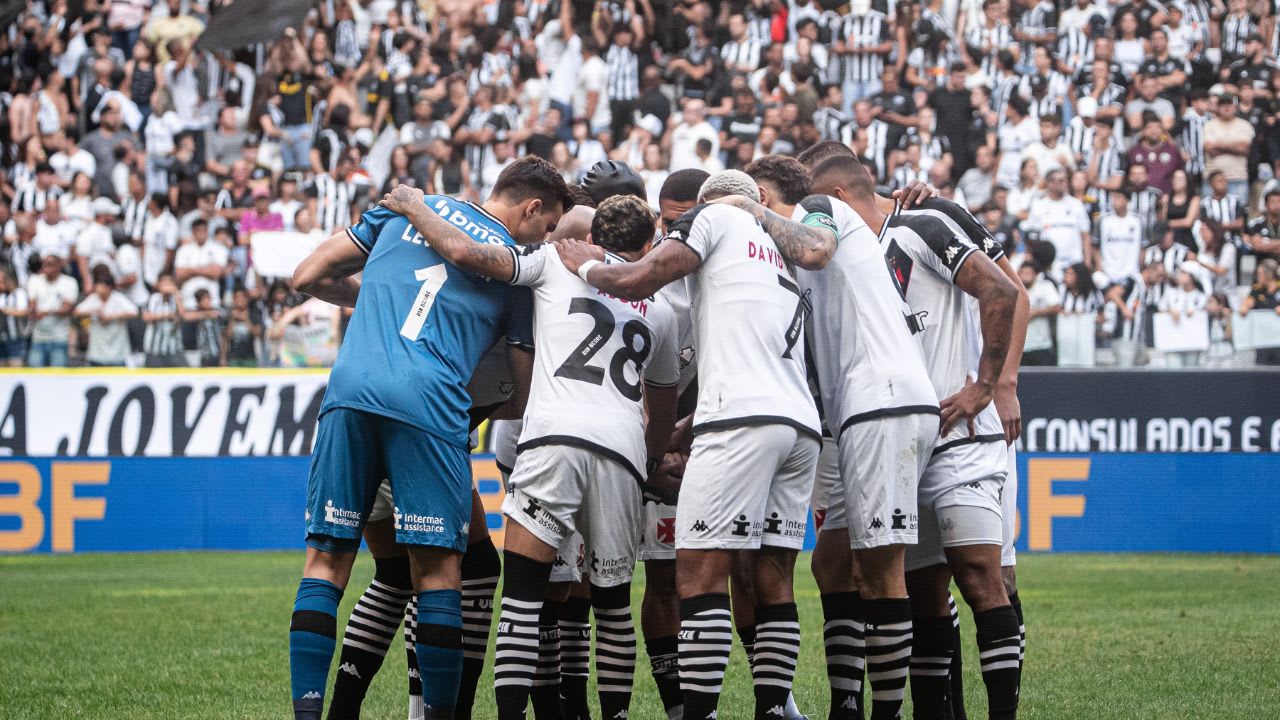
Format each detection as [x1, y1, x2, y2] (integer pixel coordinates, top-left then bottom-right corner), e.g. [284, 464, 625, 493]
[1, 552, 1277, 719]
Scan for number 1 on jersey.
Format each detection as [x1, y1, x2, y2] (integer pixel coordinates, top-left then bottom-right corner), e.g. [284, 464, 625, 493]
[400, 264, 448, 340]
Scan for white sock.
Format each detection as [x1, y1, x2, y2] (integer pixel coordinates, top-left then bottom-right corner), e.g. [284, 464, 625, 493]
[407, 694, 424, 720]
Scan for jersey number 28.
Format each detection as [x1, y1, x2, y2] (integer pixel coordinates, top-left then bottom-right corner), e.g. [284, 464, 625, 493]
[555, 297, 651, 402]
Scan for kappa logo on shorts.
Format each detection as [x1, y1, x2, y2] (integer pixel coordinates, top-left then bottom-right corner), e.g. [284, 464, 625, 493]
[869, 517, 885, 530]
[731, 515, 752, 537]
[690, 519, 710, 532]
[964, 481, 982, 489]
[763, 512, 783, 534]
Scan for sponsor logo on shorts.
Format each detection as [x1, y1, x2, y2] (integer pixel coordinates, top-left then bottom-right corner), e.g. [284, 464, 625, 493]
[763, 512, 806, 539]
[731, 515, 752, 537]
[590, 551, 631, 578]
[869, 517, 884, 530]
[657, 518, 675, 544]
[324, 500, 361, 528]
[814, 508, 826, 531]
[518, 495, 562, 537]
[892, 508, 919, 531]
[395, 507, 451, 535]
[690, 519, 710, 532]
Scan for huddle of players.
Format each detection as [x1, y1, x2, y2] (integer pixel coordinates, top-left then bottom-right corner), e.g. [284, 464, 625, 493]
[286, 145, 1030, 720]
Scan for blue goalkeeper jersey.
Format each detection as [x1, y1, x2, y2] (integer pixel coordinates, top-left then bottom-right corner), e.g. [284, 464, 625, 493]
[322, 195, 531, 446]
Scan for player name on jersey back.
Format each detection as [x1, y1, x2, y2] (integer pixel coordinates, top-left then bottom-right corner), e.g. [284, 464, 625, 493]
[793, 195, 938, 438]
[510, 243, 680, 480]
[667, 203, 820, 439]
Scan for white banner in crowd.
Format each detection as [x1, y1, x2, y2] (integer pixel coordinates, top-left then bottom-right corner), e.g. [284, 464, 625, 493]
[1234, 310, 1280, 351]
[0, 371, 330, 457]
[1056, 314, 1097, 368]
[250, 231, 327, 279]
[1153, 312, 1210, 353]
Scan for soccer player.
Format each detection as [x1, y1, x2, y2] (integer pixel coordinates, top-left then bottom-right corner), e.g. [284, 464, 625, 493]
[379, 186, 681, 720]
[555, 170, 838, 720]
[811, 154, 1026, 719]
[745, 154, 941, 720]
[286, 156, 572, 720]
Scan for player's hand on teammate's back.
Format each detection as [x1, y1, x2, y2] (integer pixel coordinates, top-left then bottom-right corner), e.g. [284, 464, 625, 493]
[380, 184, 425, 215]
[939, 376, 994, 439]
[994, 383, 1022, 444]
[551, 238, 604, 275]
[892, 180, 936, 209]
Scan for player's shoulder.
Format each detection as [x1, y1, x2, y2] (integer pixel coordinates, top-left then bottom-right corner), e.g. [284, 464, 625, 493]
[663, 203, 721, 243]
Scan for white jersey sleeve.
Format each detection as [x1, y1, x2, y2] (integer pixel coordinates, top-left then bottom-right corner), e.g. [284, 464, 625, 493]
[509, 242, 553, 287]
[644, 299, 681, 388]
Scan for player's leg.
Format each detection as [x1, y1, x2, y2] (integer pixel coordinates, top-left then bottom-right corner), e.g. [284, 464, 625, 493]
[730, 550, 758, 669]
[558, 568, 592, 720]
[384, 417, 478, 720]
[946, 591, 968, 720]
[906, 456, 959, 720]
[639, 498, 682, 719]
[812, 435, 866, 719]
[493, 445, 590, 720]
[533, 580, 571, 720]
[583, 457, 644, 720]
[458, 489, 503, 720]
[327, 497, 414, 720]
[675, 426, 778, 720]
[1001, 446, 1024, 665]
[292, 409, 384, 720]
[749, 429, 819, 720]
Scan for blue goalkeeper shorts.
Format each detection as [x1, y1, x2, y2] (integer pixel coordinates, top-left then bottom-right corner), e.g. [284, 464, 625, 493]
[304, 407, 471, 554]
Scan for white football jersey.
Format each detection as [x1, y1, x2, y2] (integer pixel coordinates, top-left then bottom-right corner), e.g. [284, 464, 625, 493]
[1097, 211, 1144, 284]
[657, 275, 698, 397]
[793, 196, 938, 439]
[878, 201, 1005, 452]
[667, 203, 821, 439]
[509, 243, 680, 480]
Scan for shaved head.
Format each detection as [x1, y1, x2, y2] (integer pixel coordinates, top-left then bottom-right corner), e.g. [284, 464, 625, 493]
[796, 140, 857, 170]
[547, 204, 596, 242]
[810, 154, 875, 201]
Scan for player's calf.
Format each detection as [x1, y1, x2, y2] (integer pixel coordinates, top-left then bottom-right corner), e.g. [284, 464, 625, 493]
[327, 550, 414, 720]
[457, 533, 502, 720]
[290, 547, 358, 720]
[641, 559, 683, 720]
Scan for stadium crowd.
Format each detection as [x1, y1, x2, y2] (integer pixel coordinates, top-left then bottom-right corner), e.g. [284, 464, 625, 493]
[1, 0, 1279, 369]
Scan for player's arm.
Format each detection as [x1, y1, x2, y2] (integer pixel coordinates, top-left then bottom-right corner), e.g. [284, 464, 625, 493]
[941, 252, 1020, 438]
[555, 237, 701, 301]
[293, 231, 368, 307]
[488, 345, 535, 420]
[708, 195, 837, 270]
[992, 255, 1029, 443]
[642, 382, 681, 504]
[381, 184, 518, 281]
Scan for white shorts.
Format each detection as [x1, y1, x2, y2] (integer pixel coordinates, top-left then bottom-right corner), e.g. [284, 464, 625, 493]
[638, 501, 677, 562]
[497, 446, 581, 584]
[810, 438, 840, 533]
[819, 413, 939, 549]
[492, 419, 521, 475]
[1002, 444, 1018, 568]
[369, 478, 395, 522]
[905, 440, 1008, 573]
[676, 424, 819, 551]
[502, 443, 642, 587]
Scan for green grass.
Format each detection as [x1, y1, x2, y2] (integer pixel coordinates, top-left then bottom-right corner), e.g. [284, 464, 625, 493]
[1, 553, 1278, 719]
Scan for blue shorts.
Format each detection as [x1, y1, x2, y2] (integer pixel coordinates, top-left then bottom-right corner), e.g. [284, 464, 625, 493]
[305, 408, 471, 554]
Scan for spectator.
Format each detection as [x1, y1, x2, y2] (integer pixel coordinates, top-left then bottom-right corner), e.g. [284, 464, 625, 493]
[32, 200, 77, 262]
[1162, 168, 1202, 251]
[995, 96, 1038, 189]
[174, 219, 228, 309]
[1106, 260, 1167, 367]
[1097, 190, 1145, 284]
[188, 288, 224, 367]
[1203, 93, 1256, 206]
[669, 99, 719, 171]
[1195, 218, 1238, 294]
[1023, 114, 1075, 180]
[205, 106, 249, 180]
[1126, 115, 1184, 194]
[222, 288, 263, 368]
[1028, 168, 1094, 276]
[958, 144, 997, 211]
[141, 272, 186, 367]
[0, 273, 31, 367]
[1019, 262, 1063, 366]
[74, 271, 137, 367]
[269, 178, 305, 232]
[1201, 170, 1247, 245]
[1144, 222, 1197, 278]
[1158, 264, 1209, 367]
[1243, 189, 1280, 260]
[77, 197, 121, 288]
[142, 193, 178, 292]
[1125, 76, 1178, 133]
[80, 98, 134, 197]
[25, 254, 78, 367]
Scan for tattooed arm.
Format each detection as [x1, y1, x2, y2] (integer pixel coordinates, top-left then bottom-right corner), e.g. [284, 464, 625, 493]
[939, 252, 1020, 437]
[555, 237, 701, 300]
[380, 184, 518, 281]
[708, 195, 837, 270]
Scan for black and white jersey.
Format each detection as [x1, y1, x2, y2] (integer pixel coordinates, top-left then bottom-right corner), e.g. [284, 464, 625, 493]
[121, 195, 148, 241]
[890, 164, 929, 191]
[143, 292, 183, 357]
[462, 105, 515, 174]
[313, 127, 348, 174]
[746, 6, 774, 46]
[1128, 187, 1163, 231]
[1143, 242, 1191, 280]
[840, 11, 892, 83]
[1106, 273, 1149, 340]
[842, 120, 892, 183]
[877, 202, 1006, 451]
[1064, 117, 1094, 165]
[508, 244, 679, 478]
[1181, 109, 1208, 176]
[793, 196, 937, 439]
[1061, 288, 1103, 314]
[10, 184, 62, 213]
[1092, 142, 1125, 213]
[605, 44, 640, 101]
[1016, 0, 1058, 60]
[1076, 82, 1127, 114]
[666, 203, 822, 438]
[1097, 211, 1145, 283]
[0, 288, 29, 341]
[1202, 193, 1243, 243]
[307, 174, 356, 232]
[1056, 26, 1094, 75]
[966, 21, 1013, 79]
[813, 107, 851, 142]
[1220, 13, 1258, 61]
[720, 39, 762, 72]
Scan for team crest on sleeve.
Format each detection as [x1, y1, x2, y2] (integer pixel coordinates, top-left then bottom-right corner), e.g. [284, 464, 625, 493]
[883, 240, 913, 301]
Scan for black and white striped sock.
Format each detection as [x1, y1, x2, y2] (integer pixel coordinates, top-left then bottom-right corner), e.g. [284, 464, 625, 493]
[863, 598, 912, 720]
[948, 593, 968, 720]
[974, 605, 1022, 720]
[751, 603, 801, 720]
[909, 615, 956, 720]
[558, 595, 592, 720]
[820, 591, 864, 719]
[645, 635, 684, 718]
[593, 583, 637, 720]
[530, 599, 562, 720]
[327, 558, 414, 720]
[457, 538, 501, 720]
[494, 552, 553, 720]
[1009, 590, 1025, 663]
[679, 593, 733, 720]
[404, 596, 424, 720]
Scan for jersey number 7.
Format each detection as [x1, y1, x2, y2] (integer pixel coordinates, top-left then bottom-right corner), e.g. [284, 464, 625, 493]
[555, 297, 652, 402]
